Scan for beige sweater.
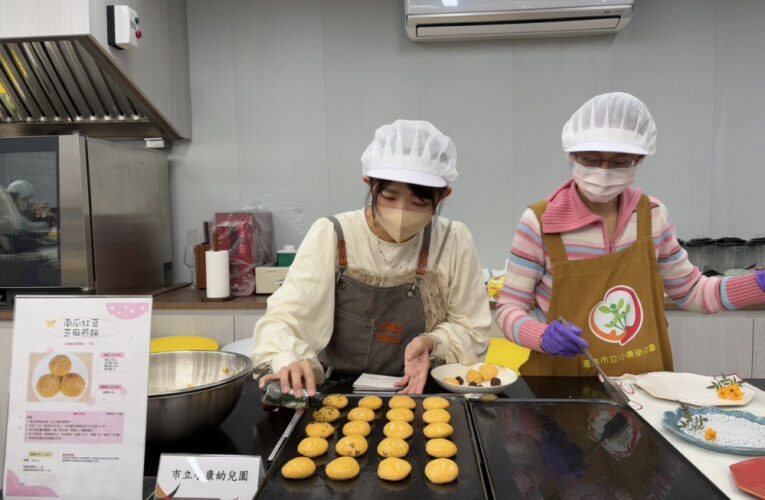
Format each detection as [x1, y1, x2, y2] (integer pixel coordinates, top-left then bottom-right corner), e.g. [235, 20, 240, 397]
[252, 208, 492, 382]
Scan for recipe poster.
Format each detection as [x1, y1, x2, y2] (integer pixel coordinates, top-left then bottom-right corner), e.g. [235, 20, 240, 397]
[3, 296, 152, 500]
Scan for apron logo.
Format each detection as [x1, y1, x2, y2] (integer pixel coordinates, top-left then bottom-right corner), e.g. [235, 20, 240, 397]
[588, 285, 643, 345]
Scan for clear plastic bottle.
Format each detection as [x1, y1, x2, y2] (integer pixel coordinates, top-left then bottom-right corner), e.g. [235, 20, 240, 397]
[262, 381, 324, 409]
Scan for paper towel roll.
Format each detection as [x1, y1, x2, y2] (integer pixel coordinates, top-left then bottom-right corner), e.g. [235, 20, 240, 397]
[205, 250, 230, 299]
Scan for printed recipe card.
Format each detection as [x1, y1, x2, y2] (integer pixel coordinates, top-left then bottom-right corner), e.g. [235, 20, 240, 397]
[3, 296, 152, 500]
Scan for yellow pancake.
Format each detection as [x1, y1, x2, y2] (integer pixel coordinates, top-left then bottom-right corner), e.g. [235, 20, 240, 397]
[426, 438, 458, 458]
[296, 437, 328, 458]
[423, 396, 450, 410]
[335, 434, 368, 457]
[347, 406, 375, 422]
[323, 394, 349, 409]
[378, 457, 412, 482]
[305, 421, 335, 439]
[48, 355, 72, 377]
[423, 408, 451, 424]
[325, 456, 360, 480]
[388, 395, 416, 409]
[281, 457, 316, 479]
[425, 458, 459, 484]
[383, 420, 413, 439]
[312, 406, 340, 423]
[423, 422, 454, 439]
[377, 437, 409, 458]
[357, 395, 383, 410]
[60, 373, 85, 398]
[342, 420, 371, 437]
[386, 408, 414, 422]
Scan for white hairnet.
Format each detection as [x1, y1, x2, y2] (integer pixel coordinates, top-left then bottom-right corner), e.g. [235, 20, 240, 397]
[361, 119, 457, 187]
[562, 92, 657, 155]
[7, 180, 34, 199]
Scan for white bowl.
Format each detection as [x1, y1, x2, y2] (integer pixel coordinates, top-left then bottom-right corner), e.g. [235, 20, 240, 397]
[430, 362, 518, 394]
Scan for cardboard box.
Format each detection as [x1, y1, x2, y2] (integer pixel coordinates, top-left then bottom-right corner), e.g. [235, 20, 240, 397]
[256, 266, 288, 294]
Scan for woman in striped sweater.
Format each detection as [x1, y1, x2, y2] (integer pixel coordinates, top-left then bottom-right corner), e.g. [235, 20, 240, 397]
[496, 92, 765, 376]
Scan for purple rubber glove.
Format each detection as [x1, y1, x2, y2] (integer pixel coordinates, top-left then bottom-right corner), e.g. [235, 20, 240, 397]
[541, 319, 589, 357]
[757, 270, 765, 292]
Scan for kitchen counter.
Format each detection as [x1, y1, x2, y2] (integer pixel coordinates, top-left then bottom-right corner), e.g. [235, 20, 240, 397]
[3, 285, 765, 320]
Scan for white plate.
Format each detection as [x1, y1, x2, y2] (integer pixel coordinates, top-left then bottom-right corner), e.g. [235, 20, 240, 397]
[32, 352, 90, 402]
[635, 371, 756, 407]
[221, 338, 253, 358]
[430, 362, 518, 394]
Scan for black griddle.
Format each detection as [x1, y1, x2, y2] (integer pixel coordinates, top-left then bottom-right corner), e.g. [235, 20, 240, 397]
[470, 399, 727, 499]
[256, 394, 487, 499]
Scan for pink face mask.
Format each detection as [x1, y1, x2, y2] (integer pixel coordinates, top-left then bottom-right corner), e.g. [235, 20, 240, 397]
[572, 162, 636, 203]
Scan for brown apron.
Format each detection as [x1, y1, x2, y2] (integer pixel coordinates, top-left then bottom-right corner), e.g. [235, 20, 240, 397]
[319, 216, 443, 376]
[520, 195, 673, 376]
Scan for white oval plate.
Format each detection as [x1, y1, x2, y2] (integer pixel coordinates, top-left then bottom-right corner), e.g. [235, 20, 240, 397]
[221, 338, 253, 358]
[430, 362, 518, 394]
[635, 372, 755, 407]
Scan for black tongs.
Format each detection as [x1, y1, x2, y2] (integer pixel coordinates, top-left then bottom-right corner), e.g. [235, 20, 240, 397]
[558, 317, 631, 406]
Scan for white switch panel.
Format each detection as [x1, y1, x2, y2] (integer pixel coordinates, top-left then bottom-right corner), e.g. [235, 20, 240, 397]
[107, 5, 141, 50]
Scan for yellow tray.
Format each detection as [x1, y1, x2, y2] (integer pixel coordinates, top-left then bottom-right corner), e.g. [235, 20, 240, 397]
[150, 336, 220, 353]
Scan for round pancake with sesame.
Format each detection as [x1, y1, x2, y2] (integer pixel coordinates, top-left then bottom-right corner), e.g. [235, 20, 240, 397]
[281, 457, 316, 479]
[60, 373, 86, 398]
[312, 406, 340, 423]
[323, 394, 349, 409]
[335, 434, 368, 457]
[377, 437, 409, 458]
[386, 408, 414, 422]
[347, 406, 375, 422]
[378, 457, 412, 482]
[48, 355, 72, 377]
[423, 396, 450, 410]
[296, 437, 328, 458]
[423, 408, 451, 424]
[357, 395, 383, 410]
[342, 420, 371, 437]
[305, 421, 335, 439]
[36, 374, 60, 398]
[388, 395, 416, 409]
[325, 456, 360, 480]
[383, 420, 413, 439]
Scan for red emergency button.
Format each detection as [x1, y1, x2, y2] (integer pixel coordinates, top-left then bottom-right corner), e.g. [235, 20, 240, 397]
[136, 30, 143, 39]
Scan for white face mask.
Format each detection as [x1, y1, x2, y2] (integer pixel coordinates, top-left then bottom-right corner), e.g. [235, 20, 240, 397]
[374, 206, 432, 243]
[572, 162, 636, 203]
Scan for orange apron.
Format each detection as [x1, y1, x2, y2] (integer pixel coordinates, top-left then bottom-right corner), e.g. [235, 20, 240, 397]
[520, 195, 673, 376]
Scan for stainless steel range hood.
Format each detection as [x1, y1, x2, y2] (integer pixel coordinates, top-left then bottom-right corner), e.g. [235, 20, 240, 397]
[0, 35, 180, 139]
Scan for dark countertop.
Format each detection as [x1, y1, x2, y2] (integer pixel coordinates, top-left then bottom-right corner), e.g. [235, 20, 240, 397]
[140, 376, 765, 498]
[3, 376, 763, 499]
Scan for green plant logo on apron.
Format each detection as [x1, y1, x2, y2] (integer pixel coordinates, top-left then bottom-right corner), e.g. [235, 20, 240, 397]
[588, 285, 644, 346]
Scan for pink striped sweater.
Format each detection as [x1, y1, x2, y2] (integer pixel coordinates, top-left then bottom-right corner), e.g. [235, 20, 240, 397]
[496, 180, 765, 352]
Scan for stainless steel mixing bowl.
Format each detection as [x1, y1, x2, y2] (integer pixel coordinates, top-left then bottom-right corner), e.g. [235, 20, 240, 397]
[147, 350, 253, 441]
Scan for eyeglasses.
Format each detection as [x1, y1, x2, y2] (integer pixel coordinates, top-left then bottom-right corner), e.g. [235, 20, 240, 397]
[572, 152, 642, 169]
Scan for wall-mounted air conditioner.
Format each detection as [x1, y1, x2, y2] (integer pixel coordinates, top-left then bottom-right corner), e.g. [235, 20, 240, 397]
[405, 0, 634, 42]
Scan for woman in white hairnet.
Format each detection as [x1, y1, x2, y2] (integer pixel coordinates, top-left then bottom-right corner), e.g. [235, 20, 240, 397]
[497, 92, 765, 376]
[254, 119, 491, 395]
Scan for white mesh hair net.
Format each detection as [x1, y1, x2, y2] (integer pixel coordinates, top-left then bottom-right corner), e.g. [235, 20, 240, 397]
[562, 92, 657, 156]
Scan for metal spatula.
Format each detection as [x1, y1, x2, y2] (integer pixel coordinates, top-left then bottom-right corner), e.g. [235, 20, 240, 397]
[558, 317, 631, 406]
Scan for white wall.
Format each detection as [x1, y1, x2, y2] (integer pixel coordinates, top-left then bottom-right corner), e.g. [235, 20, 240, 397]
[170, 0, 765, 276]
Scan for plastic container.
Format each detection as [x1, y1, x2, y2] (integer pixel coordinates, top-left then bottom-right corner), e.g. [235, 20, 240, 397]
[277, 244, 296, 267]
[715, 236, 748, 274]
[684, 237, 717, 273]
[746, 237, 765, 270]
